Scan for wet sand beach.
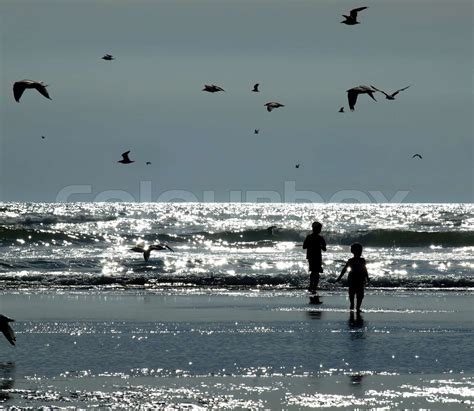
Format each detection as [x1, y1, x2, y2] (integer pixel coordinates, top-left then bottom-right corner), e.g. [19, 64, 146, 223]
[0, 289, 472, 409]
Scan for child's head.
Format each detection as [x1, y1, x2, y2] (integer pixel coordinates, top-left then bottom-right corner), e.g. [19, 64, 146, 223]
[312, 221, 322, 233]
[350, 243, 363, 257]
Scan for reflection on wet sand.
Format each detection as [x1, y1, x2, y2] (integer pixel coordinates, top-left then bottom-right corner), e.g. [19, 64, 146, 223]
[348, 312, 366, 340]
[0, 362, 15, 402]
[349, 373, 364, 385]
[306, 309, 323, 320]
[307, 294, 323, 319]
[348, 311, 364, 328]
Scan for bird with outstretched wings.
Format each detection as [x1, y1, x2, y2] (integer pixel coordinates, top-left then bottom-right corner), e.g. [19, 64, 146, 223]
[0, 315, 16, 346]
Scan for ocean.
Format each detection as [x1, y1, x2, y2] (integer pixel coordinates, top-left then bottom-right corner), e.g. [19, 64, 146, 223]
[0, 202, 473, 289]
[0, 203, 473, 408]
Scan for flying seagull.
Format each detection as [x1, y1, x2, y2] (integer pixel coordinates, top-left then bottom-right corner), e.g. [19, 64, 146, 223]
[264, 102, 285, 112]
[254, 129, 259, 134]
[102, 54, 115, 61]
[412, 154, 423, 159]
[130, 243, 174, 262]
[13, 80, 51, 102]
[41, 135, 46, 139]
[0, 315, 16, 346]
[252, 83, 260, 92]
[339, 107, 345, 113]
[202, 84, 225, 93]
[341, 7, 368, 25]
[118, 151, 134, 164]
[346, 85, 377, 111]
[146, 161, 152, 165]
[295, 164, 300, 169]
[370, 85, 411, 100]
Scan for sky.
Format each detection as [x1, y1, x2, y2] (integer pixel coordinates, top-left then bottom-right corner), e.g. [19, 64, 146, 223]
[0, 0, 472, 203]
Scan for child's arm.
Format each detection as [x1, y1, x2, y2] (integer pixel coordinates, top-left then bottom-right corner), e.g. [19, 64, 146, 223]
[336, 261, 349, 282]
[363, 260, 370, 284]
[321, 236, 327, 252]
[302, 236, 308, 249]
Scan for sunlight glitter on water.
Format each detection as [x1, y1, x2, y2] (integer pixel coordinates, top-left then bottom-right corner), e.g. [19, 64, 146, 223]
[6, 374, 472, 409]
[1, 203, 473, 288]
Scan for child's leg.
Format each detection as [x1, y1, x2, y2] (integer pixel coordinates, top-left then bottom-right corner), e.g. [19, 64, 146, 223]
[309, 272, 319, 292]
[356, 287, 365, 312]
[309, 272, 315, 291]
[314, 273, 320, 290]
[348, 287, 355, 310]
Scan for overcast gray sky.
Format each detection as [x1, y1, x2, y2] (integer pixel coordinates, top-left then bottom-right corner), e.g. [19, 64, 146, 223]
[1, 0, 472, 202]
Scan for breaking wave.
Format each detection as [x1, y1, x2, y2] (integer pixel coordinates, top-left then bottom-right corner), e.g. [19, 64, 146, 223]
[0, 213, 117, 226]
[0, 271, 472, 289]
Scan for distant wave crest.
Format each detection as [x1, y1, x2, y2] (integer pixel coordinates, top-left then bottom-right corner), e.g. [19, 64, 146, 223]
[335, 229, 474, 248]
[177, 228, 474, 248]
[0, 227, 99, 245]
[0, 213, 117, 226]
[183, 228, 304, 243]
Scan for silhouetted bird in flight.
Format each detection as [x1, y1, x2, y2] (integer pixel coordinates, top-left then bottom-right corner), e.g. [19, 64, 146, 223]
[0, 315, 16, 346]
[13, 80, 51, 102]
[130, 243, 174, 262]
[254, 129, 259, 134]
[341, 7, 368, 25]
[252, 83, 260, 92]
[295, 164, 300, 169]
[370, 85, 411, 100]
[412, 154, 423, 159]
[339, 107, 345, 113]
[146, 161, 152, 165]
[102, 54, 115, 61]
[346, 86, 377, 111]
[265, 102, 285, 112]
[118, 151, 134, 164]
[202, 84, 225, 93]
[41, 136, 46, 139]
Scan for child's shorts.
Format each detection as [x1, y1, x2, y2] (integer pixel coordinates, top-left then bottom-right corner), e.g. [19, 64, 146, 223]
[349, 284, 364, 299]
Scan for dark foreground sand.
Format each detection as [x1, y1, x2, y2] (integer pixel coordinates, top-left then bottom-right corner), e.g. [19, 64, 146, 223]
[0, 289, 472, 409]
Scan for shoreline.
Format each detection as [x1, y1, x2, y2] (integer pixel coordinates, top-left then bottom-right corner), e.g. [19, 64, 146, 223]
[0, 288, 472, 408]
[1, 283, 474, 293]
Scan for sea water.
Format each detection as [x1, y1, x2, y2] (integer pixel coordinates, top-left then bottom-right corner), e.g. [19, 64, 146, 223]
[0, 203, 473, 408]
[0, 202, 473, 289]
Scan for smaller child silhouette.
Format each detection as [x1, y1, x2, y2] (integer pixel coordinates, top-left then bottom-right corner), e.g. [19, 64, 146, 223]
[336, 243, 370, 312]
